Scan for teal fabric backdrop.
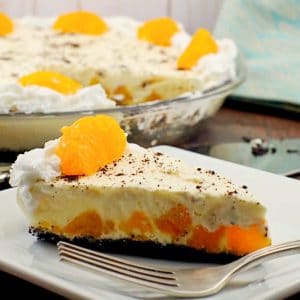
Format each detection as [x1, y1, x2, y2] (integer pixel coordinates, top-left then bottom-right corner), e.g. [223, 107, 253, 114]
[215, 0, 300, 109]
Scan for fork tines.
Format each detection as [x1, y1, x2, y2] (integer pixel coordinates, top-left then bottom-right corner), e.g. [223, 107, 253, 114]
[58, 240, 300, 297]
[57, 241, 178, 288]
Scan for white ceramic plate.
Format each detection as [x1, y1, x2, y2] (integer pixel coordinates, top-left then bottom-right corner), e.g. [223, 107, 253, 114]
[0, 146, 300, 300]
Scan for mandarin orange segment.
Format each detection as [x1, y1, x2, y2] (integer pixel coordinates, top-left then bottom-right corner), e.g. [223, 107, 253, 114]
[120, 211, 153, 235]
[187, 225, 225, 253]
[177, 28, 218, 70]
[138, 17, 179, 46]
[156, 204, 192, 240]
[226, 224, 271, 256]
[112, 86, 133, 105]
[103, 220, 115, 234]
[19, 71, 82, 95]
[145, 91, 161, 102]
[63, 211, 103, 237]
[0, 12, 13, 35]
[56, 115, 127, 176]
[53, 11, 108, 35]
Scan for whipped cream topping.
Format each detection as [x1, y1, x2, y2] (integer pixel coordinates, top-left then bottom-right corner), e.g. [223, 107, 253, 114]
[192, 38, 238, 90]
[106, 16, 140, 38]
[0, 83, 115, 114]
[171, 24, 191, 51]
[10, 139, 61, 211]
[9, 141, 135, 211]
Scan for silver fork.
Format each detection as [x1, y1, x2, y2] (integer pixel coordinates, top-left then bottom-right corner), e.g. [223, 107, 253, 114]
[58, 240, 300, 297]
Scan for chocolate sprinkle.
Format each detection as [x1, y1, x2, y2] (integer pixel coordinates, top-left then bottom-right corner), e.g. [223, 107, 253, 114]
[61, 175, 80, 182]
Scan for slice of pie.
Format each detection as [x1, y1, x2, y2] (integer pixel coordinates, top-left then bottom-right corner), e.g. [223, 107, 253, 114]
[10, 115, 271, 262]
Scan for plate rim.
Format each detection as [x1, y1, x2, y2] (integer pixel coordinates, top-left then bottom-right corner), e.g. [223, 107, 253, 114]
[0, 146, 300, 299]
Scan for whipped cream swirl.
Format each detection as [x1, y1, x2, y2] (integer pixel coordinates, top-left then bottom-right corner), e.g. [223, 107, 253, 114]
[0, 84, 115, 114]
[10, 139, 61, 211]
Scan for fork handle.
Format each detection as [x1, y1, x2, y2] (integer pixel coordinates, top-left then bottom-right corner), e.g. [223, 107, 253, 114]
[231, 240, 300, 275]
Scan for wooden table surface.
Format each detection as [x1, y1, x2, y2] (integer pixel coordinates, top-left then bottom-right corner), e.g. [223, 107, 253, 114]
[1, 103, 300, 298]
[185, 105, 300, 146]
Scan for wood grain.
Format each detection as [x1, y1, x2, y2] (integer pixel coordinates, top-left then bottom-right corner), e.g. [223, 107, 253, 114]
[182, 106, 300, 148]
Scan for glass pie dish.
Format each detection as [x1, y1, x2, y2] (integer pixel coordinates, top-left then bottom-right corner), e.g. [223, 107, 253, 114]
[0, 56, 245, 155]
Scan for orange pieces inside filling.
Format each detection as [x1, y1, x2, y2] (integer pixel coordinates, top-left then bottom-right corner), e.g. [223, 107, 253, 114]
[177, 28, 218, 70]
[53, 11, 108, 35]
[188, 224, 271, 255]
[188, 225, 226, 253]
[138, 17, 179, 46]
[0, 12, 13, 35]
[111, 86, 133, 105]
[56, 115, 126, 176]
[43, 206, 270, 256]
[120, 211, 153, 239]
[63, 210, 103, 237]
[226, 224, 271, 255]
[156, 205, 270, 255]
[156, 204, 192, 240]
[19, 71, 82, 95]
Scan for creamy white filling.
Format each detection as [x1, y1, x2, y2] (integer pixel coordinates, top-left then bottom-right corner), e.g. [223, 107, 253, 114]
[10, 139, 61, 211]
[0, 83, 115, 114]
[10, 139, 259, 220]
[9, 142, 140, 212]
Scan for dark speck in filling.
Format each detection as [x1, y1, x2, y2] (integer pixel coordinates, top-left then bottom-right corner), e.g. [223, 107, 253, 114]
[65, 42, 80, 48]
[155, 152, 163, 156]
[61, 175, 80, 182]
[0, 57, 12, 60]
[62, 57, 71, 64]
[115, 173, 124, 176]
[98, 70, 104, 77]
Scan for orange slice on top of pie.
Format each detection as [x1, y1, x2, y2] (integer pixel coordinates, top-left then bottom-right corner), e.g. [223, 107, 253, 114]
[138, 17, 179, 46]
[0, 12, 13, 35]
[53, 11, 108, 35]
[19, 71, 82, 95]
[177, 28, 218, 70]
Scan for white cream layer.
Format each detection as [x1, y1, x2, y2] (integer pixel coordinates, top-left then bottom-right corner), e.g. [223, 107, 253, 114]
[10, 141, 266, 232]
[0, 83, 115, 114]
[10, 139, 60, 211]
